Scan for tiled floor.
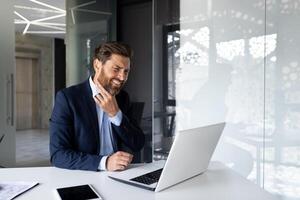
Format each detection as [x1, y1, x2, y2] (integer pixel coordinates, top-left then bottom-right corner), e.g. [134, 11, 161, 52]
[16, 129, 51, 167]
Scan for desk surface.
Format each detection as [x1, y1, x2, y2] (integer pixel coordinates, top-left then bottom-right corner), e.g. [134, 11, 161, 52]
[0, 162, 278, 200]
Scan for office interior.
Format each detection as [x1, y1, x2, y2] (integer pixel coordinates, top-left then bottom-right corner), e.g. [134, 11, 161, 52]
[0, 0, 299, 199]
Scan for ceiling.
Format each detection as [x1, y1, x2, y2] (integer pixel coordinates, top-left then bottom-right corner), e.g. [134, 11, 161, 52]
[14, 0, 66, 38]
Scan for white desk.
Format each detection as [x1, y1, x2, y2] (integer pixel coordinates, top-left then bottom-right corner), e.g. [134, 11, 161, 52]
[0, 162, 278, 200]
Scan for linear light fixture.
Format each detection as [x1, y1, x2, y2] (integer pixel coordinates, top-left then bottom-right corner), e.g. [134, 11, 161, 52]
[76, 8, 112, 15]
[23, 23, 31, 34]
[26, 31, 65, 34]
[14, 20, 66, 31]
[15, 20, 65, 27]
[32, 13, 66, 23]
[14, 1, 66, 35]
[14, 20, 66, 32]
[14, 11, 29, 22]
[69, 0, 112, 25]
[70, 1, 96, 10]
[14, 11, 30, 34]
[14, 3, 65, 34]
[31, 23, 65, 31]
[14, 5, 62, 14]
[29, 0, 65, 13]
[70, 0, 97, 24]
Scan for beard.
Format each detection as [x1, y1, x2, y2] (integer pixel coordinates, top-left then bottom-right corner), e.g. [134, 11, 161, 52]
[97, 70, 124, 96]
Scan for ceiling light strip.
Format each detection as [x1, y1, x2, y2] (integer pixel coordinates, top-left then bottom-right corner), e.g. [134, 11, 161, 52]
[29, 0, 65, 13]
[70, 1, 96, 10]
[14, 5, 62, 13]
[32, 13, 66, 23]
[23, 23, 30, 34]
[76, 8, 112, 15]
[71, 10, 76, 24]
[15, 20, 66, 27]
[31, 23, 65, 31]
[14, 20, 27, 24]
[26, 31, 65, 34]
[32, 22, 65, 26]
[14, 11, 29, 22]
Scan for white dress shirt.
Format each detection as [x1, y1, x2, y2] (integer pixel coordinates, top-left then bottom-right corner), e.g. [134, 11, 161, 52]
[89, 77, 123, 170]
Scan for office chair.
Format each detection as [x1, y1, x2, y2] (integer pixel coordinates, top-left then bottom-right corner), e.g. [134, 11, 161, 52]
[124, 102, 145, 163]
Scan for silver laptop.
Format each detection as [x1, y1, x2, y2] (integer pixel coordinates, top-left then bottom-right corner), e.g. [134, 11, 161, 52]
[108, 122, 225, 192]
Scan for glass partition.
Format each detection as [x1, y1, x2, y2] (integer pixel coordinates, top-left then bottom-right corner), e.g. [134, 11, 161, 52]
[153, 0, 300, 199]
[66, 0, 116, 86]
[264, 1, 300, 198]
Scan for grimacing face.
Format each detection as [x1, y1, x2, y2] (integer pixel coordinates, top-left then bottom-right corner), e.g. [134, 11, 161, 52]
[93, 54, 130, 96]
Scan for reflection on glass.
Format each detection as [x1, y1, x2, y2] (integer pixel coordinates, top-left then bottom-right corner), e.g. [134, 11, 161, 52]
[192, 27, 209, 48]
[249, 34, 277, 58]
[216, 39, 245, 61]
[66, 0, 114, 84]
[154, 1, 300, 199]
[175, 41, 208, 66]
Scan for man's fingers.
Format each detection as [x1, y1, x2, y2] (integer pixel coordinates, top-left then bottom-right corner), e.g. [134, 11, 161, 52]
[107, 151, 133, 171]
[95, 94, 104, 101]
[111, 160, 128, 171]
[117, 153, 133, 163]
[93, 78, 109, 98]
[93, 96, 100, 104]
[93, 96, 103, 106]
[96, 83, 110, 97]
[115, 152, 133, 167]
[117, 155, 132, 164]
[117, 159, 130, 167]
[116, 164, 126, 171]
[116, 151, 133, 158]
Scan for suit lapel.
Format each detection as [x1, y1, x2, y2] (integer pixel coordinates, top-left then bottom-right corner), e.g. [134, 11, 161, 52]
[83, 79, 100, 152]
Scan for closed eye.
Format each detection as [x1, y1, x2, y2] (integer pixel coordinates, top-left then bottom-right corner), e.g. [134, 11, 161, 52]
[113, 67, 120, 72]
[113, 65, 129, 74]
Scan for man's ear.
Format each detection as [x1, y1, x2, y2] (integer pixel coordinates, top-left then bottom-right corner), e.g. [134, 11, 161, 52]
[93, 59, 102, 72]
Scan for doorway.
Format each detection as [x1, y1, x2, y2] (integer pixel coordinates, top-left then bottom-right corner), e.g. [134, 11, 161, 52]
[15, 51, 50, 167]
[15, 56, 39, 130]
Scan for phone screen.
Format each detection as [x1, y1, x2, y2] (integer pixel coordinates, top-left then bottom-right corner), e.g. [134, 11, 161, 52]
[56, 184, 102, 200]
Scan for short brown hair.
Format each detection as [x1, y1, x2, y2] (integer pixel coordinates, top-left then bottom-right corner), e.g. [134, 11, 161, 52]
[93, 41, 133, 65]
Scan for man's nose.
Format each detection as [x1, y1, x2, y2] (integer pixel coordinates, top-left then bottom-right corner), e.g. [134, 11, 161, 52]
[118, 71, 126, 81]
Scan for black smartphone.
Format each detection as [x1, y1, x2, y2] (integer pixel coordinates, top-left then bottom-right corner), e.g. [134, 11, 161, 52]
[56, 184, 103, 200]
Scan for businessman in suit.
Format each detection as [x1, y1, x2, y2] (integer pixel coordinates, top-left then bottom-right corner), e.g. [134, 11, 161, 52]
[50, 41, 145, 171]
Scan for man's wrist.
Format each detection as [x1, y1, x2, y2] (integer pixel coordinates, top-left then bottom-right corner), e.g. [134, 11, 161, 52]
[108, 109, 118, 117]
[98, 156, 109, 171]
[108, 110, 123, 126]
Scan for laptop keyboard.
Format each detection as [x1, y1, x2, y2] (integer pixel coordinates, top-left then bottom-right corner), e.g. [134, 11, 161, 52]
[130, 168, 163, 185]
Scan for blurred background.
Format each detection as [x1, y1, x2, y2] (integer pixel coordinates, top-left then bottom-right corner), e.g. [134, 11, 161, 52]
[0, 1, 299, 199]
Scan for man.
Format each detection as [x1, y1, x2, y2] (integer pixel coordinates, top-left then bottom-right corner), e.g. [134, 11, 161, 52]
[50, 41, 145, 172]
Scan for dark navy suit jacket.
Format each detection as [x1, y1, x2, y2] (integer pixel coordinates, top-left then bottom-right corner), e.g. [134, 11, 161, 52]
[49, 79, 145, 171]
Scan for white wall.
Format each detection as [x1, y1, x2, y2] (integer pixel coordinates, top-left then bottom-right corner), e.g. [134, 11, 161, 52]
[0, 0, 16, 167]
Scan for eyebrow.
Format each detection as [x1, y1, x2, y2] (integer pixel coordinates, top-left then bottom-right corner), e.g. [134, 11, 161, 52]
[114, 65, 122, 69]
[114, 65, 129, 71]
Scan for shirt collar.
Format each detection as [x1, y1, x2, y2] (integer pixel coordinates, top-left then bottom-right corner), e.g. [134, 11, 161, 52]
[89, 76, 100, 97]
